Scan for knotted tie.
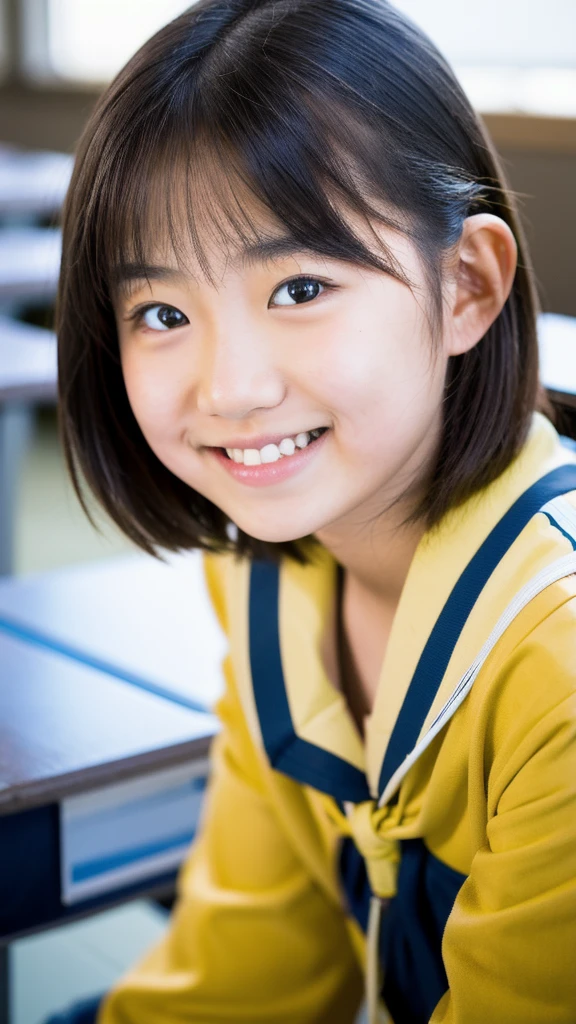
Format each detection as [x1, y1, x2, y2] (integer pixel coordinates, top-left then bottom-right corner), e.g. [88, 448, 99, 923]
[344, 798, 400, 900]
[342, 799, 399, 1024]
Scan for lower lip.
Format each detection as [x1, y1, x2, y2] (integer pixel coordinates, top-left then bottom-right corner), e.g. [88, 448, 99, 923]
[207, 430, 330, 488]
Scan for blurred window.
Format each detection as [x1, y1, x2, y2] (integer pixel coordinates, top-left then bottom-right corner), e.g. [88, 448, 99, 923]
[22, 0, 190, 83]
[19, 0, 576, 115]
[394, 0, 576, 115]
[395, 0, 576, 66]
[0, 0, 8, 79]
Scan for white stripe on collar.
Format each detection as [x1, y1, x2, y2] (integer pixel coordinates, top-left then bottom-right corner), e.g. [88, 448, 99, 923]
[378, 541, 576, 809]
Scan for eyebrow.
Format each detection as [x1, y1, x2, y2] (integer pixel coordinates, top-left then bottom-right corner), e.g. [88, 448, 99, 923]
[112, 236, 334, 291]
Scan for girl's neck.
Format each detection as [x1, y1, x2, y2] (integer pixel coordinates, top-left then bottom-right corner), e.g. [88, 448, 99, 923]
[316, 513, 427, 612]
[318, 516, 427, 735]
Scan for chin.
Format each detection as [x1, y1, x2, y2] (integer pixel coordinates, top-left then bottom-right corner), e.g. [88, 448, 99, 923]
[235, 517, 316, 546]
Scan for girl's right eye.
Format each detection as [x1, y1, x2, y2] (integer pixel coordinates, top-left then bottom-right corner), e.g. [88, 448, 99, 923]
[132, 304, 189, 332]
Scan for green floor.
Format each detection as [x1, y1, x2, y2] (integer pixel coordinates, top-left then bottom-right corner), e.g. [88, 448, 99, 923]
[12, 904, 168, 1024]
[15, 407, 134, 576]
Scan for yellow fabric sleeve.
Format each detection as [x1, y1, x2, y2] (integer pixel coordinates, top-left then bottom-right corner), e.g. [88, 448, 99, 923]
[431, 612, 576, 1024]
[98, 553, 363, 1024]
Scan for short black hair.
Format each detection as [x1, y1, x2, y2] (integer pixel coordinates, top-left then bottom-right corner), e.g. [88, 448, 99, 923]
[57, 0, 555, 564]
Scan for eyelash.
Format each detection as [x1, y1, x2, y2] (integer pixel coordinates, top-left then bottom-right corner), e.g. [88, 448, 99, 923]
[125, 275, 337, 330]
[267, 275, 337, 309]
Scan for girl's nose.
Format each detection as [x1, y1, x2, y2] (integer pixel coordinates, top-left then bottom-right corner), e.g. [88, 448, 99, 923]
[195, 324, 285, 420]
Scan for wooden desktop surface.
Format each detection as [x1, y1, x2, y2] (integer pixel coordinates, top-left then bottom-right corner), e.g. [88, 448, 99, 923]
[0, 228, 61, 304]
[0, 550, 227, 712]
[0, 628, 217, 817]
[539, 313, 576, 410]
[0, 146, 72, 218]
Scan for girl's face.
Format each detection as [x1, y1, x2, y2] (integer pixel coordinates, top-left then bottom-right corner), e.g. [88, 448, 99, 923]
[115, 209, 451, 545]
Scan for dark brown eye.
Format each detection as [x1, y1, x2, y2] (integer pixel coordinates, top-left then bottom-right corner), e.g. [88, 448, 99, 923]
[272, 278, 324, 307]
[142, 304, 188, 330]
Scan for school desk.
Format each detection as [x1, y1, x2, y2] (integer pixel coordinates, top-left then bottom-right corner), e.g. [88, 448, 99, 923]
[0, 316, 57, 576]
[0, 146, 73, 221]
[539, 311, 576, 410]
[0, 227, 61, 304]
[0, 549, 227, 712]
[0, 627, 219, 1024]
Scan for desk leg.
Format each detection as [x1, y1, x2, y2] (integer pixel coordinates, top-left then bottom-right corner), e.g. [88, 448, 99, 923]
[0, 403, 34, 576]
[0, 944, 9, 1024]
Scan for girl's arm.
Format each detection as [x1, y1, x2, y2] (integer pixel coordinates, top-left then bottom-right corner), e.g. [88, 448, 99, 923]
[432, 610, 576, 1024]
[97, 555, 364, 1024]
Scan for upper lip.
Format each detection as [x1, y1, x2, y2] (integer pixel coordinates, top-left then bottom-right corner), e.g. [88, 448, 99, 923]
[206, 428, 326, 450]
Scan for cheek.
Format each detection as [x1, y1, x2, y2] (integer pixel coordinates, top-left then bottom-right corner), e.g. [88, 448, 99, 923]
[319, 295, 441, 460]
[121, 349, 185, 445]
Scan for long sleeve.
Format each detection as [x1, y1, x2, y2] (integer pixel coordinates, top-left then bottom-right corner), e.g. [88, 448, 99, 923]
[430, 613, 576, 1024]
[98, 552, 364, 1024]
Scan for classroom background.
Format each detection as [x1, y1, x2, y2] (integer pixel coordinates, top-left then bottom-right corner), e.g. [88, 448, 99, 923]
[0, 1, 575, 1022]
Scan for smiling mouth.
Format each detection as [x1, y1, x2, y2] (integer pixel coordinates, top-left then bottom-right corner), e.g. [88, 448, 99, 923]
[220, 427, 328, 465]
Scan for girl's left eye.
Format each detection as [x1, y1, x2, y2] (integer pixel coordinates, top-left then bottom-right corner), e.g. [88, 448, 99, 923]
[269, 277, 330, 308]
[136, 304, 189, 331]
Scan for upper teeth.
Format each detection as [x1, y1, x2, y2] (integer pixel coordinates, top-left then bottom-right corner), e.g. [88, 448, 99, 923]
[225, 429, 324, 465]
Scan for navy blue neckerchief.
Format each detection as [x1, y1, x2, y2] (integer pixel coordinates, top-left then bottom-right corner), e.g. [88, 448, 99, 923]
[248, 464, 576, 805]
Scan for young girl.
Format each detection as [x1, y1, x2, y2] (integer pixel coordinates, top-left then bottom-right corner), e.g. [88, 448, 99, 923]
[54, 1, 576, 1021]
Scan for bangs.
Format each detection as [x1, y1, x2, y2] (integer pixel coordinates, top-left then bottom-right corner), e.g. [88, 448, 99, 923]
[76, 0, 486, 329]
[90, 91, 423, 309]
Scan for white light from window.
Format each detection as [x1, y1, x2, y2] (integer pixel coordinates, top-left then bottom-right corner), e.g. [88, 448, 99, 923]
[39, 0, 576, 117]
[392, 0, 576, 67]
[456, 67, 576, 117]
[0, 0, 8, 79]
[47, 0, 191, 83]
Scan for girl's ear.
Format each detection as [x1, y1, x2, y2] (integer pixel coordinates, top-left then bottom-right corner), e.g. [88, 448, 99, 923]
[445, 213, 518, 358]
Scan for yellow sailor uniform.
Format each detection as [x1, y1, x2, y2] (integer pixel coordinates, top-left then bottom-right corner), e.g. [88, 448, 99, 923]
[100, 411, 576, 1024]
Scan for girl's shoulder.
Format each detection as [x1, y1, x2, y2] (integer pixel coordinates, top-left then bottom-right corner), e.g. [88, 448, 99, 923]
[468, 571, 576, 780]
[202, 547, 250, 634]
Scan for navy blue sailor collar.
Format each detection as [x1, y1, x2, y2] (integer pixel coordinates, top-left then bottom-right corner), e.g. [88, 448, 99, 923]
[247, 414, 576, 805]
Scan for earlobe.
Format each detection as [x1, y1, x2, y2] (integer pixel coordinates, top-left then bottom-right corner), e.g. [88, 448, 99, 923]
[447, 213, 518, 358]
